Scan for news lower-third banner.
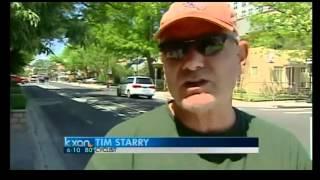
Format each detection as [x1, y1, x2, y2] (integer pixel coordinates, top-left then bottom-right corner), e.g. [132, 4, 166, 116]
[64, 137, 259, 154]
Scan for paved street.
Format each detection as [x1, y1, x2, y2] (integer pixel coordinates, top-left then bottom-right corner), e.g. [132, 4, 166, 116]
[15, 81, 312, 169]
[21, 82, 165, 169]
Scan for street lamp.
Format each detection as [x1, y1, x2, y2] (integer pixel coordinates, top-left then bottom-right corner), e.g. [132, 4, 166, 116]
[133, 57, 146, 76]
[152, 58, 163, 90]
[267, 51, 276, 102]
[306, 58, 312, 102]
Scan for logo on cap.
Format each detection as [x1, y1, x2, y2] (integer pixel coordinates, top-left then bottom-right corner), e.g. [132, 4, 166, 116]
[183, 2, 205, 10]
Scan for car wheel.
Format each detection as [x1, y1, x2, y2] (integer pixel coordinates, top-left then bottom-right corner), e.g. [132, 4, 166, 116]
[117, 89, 121, 97]
[147, 96, 152, 99]
[127, 90, 131, 98]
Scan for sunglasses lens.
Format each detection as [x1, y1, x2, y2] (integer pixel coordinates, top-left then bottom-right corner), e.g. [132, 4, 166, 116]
[203, 44, 224, 55]
[159, 34, 228, 60]
[165, 49, 184, 59]
[199, 36, 225, 56]
[159, 42, 186, 60]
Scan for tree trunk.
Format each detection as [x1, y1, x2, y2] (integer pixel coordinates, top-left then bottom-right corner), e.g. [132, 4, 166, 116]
[146, 56, 155, 79]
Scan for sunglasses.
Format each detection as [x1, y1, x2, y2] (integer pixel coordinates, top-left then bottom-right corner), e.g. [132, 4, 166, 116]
[158, 33, 238, 60]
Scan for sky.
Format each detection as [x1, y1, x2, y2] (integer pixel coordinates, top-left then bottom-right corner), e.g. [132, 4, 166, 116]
[34, 39, 67, 60]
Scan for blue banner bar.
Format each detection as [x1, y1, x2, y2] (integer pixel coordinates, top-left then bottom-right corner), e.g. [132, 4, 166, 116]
[64, 137, 259, 148]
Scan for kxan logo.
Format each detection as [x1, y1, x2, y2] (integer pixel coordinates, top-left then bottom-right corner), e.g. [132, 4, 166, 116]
[64, 138, 94, 148]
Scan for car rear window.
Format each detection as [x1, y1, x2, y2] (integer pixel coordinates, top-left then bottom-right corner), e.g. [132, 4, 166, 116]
[136, 78, 153, 84]
[126, 78, 134, 84]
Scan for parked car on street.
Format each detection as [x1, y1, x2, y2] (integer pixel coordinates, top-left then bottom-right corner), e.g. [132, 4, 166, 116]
[10, 75, 25, 84]
[117, 76, 156, 99]
[38, 76, 45, 83]
[30, 75, 38, 83]
[83, 78, 97, 84]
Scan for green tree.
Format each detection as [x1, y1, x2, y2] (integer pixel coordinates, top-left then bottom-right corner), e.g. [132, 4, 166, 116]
[244, 2, 312, 59]
[74, 2, 171, 79]
[30, 59, 54, 75]
[10, 2, 88, 74]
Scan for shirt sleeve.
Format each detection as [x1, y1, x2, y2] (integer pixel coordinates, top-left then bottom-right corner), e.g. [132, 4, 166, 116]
[296, 139, 312, 170]
[85, 122, 136, 170]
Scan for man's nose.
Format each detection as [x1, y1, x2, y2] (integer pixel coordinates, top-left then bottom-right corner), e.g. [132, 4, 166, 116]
[182, 48, 205, 71]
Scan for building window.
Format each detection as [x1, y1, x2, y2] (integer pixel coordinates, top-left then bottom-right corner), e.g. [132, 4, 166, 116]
[242, 10, 246, 16]
[234, 5, 237, 10]
[272, 66, 283, 83]
[236, 75, 241, 88]
[248, 8, 253, 15]
[300, 82, 306, 88]
[242, 2, 246, 7]
[258, 6, 263, 12]
[301, 67, 306, 73]
[286, 67, 295, 86]
[251, 66, 258, 76]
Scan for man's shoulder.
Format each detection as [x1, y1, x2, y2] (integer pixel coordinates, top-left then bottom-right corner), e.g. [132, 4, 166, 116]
[236, 108, 294, 138]
[107, 104, 176, 136]
[237, 109, 311, 169]
[236, 108, 304, 149]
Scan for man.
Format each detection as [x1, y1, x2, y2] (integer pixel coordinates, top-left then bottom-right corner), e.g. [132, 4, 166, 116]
[85, 2, 311, 170]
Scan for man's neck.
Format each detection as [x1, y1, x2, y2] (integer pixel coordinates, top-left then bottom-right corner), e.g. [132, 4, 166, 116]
[169, 102, 236, 134]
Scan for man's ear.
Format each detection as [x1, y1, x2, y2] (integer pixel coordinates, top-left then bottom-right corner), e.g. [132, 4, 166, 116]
[238, 40, 249, 74]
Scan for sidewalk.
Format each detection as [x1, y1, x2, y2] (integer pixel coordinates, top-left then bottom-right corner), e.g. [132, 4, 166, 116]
[48, 81, 312, 108]
[10, 115, 36, 170]
[153, 91, 312, 108]
[153, 92, 312, 108]
[232, 100, 312, 108]
[154, 91, 173, 101]
[11, 86, 67, 170]
[50, 80, 110, 90]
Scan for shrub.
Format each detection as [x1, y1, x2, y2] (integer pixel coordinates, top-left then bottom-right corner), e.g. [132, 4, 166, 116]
[11, 94, 27, 109]
[11, 86, 22, 94]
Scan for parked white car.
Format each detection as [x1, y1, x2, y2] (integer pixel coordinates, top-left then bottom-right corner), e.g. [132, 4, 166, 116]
[30, 75, 38, 83]
[117, 76, 156, 99]
[84, 78, 97, 84]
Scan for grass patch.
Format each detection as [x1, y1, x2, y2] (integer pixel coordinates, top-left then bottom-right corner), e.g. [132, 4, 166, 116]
[11, 86, 22, 94]
[10, 84, 27, 109]
[11, 93, 27, 109]
[11, 81, 19, 87]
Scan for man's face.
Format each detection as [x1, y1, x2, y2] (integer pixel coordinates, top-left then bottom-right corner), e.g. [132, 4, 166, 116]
[159, 19, 248, 111]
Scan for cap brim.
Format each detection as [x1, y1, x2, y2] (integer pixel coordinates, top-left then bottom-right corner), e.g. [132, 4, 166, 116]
[154, 15, 234, 40]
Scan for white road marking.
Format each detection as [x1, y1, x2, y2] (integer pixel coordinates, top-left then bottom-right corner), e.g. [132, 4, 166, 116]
[52, 85, 145, 114]
[117, 113, 126, 117]
[92, 104, 119, 111]
[87, 99, 99, 104]
[35, 84, 61, 89]
[71, 97, 88, 103]
[283, 111, 312, 114]
[310, 117, 312, 160]
[58, 92, 67, 96]
[128, 111, 140, 114]
[259, 108, 311, 111]
[84, 119, 93, 125]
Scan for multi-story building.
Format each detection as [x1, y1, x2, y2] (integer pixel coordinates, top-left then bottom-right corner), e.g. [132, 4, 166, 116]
[228, 2, 271, 36]
[228, 2, 312, 97]
[235, 47, 311, 96]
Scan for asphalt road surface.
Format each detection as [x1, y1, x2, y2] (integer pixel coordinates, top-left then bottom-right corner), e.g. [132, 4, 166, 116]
[21, 82, 312, 169]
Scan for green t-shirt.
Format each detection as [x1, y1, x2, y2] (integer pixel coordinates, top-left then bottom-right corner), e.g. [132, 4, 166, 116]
[85, 104, 312, 170]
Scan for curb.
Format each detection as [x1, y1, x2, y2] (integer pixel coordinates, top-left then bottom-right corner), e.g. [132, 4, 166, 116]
[10, 112, 35, 170]
[27, 100, 66, 170]
[275, 105, 312, 109]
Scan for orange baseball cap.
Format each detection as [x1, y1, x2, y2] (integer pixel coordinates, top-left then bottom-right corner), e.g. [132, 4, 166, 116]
[154, 2, 238, 39]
